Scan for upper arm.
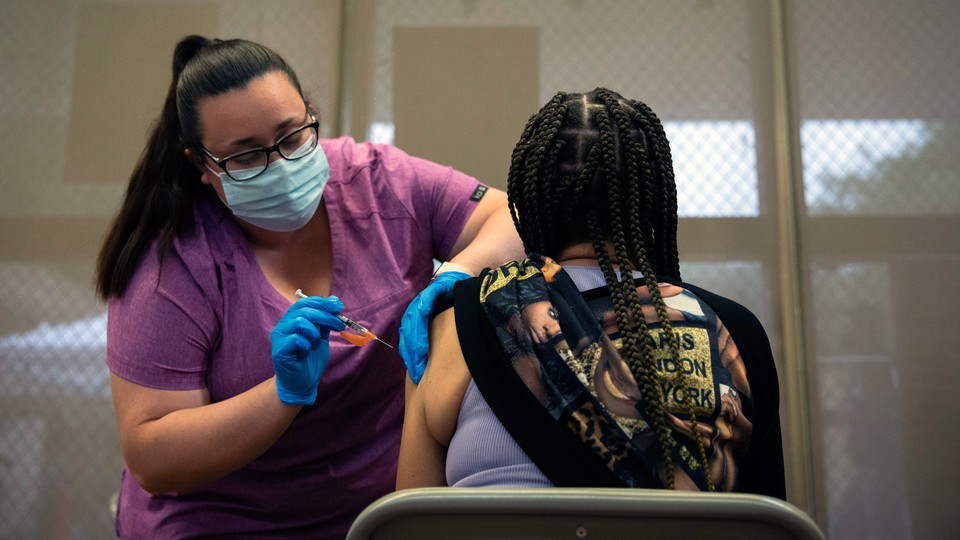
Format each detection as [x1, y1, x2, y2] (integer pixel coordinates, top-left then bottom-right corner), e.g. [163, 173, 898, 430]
[396, 374, 446, 489]
[448, 187, 508, 257]
[106, 254, 218, 391]
[110, 373, 210, 477]
[396, 308, 472, 489]
[375, 143, 501, 261]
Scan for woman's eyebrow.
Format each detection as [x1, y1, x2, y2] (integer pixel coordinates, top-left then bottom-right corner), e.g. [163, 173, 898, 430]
[225, 113, 306, 148]
[272, 115, 300, 134]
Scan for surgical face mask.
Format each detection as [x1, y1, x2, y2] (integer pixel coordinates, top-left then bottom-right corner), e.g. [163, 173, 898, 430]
[209, 140, 330, 232]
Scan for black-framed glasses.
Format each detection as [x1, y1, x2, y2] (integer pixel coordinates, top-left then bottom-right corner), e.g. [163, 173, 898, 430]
[202, 116, 320, 181]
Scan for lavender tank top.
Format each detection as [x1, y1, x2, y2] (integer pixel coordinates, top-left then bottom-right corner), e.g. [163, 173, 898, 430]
[445, 380, 553, 487]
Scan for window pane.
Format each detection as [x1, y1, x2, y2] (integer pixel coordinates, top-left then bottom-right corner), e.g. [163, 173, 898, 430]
[802, 120, 960, 216]
[669, 122, 758, 217]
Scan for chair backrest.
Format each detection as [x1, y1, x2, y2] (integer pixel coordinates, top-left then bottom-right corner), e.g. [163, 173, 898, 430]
[346, 488, 825, 540]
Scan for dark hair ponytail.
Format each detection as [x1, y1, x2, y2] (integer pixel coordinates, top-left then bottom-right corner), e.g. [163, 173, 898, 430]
[95, 35, 305, 300]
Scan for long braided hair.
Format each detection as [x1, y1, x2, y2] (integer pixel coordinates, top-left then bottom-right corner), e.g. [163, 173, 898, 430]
[507, 88, 712, 490]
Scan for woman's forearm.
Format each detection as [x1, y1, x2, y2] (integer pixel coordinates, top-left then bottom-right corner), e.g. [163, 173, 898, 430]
[448, 204, 525, 275]
[113, 375, 300, 494]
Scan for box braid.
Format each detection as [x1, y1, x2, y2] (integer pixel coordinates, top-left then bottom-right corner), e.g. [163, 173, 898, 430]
[507, 88, 712, 490]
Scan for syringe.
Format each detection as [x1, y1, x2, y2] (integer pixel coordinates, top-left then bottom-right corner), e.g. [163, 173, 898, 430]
[294, 289, 394, 348]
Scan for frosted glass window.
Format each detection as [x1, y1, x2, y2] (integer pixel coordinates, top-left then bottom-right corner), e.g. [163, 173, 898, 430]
[802, 120, 959, 216]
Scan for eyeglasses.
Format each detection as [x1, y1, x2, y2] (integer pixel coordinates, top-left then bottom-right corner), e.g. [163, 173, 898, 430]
[201, 116, 320, 181]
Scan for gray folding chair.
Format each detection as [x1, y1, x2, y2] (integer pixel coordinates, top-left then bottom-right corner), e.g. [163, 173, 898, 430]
[346, 487, 825, 540]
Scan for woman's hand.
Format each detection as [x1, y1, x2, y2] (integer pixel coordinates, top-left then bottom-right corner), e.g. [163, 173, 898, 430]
[271, 295, 345, 404]
[398, 269, 471, 384]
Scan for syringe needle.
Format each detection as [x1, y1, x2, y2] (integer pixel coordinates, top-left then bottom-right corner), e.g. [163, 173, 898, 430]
[369, 334, 394, 349]
[294, 289, 394, 348]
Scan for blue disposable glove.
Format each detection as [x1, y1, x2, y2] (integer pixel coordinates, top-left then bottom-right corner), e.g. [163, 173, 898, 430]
[270, 295, 345, 405]
[398, 271, 472, 384]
